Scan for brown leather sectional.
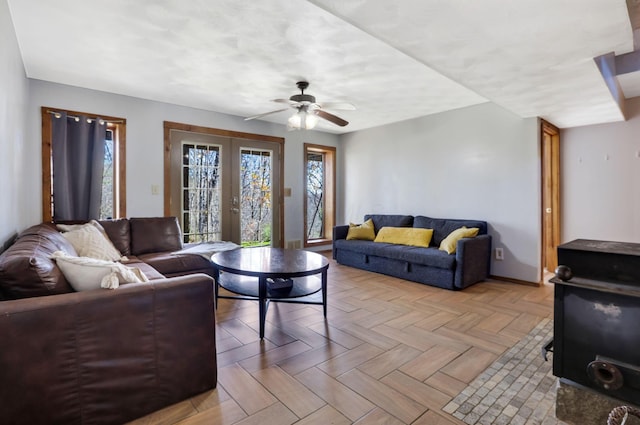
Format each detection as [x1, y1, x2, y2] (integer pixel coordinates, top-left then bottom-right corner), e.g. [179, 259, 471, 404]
[0, 217, 217, 425]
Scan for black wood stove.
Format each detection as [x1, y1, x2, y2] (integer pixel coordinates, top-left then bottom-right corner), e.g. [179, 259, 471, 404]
[551, 239, 640, 405]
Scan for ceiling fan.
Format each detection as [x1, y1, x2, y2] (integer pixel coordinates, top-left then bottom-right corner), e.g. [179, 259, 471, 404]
[244, 81, 355, 130]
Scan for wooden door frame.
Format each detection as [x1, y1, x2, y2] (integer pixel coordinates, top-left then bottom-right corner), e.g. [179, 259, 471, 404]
[303, 143, 336, 248]
[163, 121, 285, 248]
[541, 119, 561, 281]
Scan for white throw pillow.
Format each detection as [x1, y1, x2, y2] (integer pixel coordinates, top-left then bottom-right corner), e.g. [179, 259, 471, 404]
[58, 221, 123, 261]
[51, 251, 148, 291]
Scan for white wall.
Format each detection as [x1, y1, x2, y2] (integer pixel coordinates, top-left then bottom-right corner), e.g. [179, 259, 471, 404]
[561, 97, 640, 243]
[26, 80, 340, 246]
[339, 103, 541, 283]
[0, 0, 30, 246]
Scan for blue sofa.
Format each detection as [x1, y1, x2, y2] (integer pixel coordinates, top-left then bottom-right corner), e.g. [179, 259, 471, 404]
[333, 214, 492, 290]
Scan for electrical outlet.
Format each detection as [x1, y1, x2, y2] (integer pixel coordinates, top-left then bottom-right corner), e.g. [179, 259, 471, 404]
[495, 247, 504, 261]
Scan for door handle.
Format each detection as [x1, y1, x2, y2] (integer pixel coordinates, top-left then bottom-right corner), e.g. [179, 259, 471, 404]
[546, 208, 552, 213]
[231, 208, 239, 213]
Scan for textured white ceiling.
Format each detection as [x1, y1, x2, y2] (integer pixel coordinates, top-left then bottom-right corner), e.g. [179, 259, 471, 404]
[618, 71, 640, 98]
[6, 0, 636, 133]
[310, 0, 634, 128]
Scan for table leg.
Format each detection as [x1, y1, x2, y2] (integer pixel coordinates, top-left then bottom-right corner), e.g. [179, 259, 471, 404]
[259, 276, 268, 339]
[322, 269, 327, 317]
[213, 268, 220, 308]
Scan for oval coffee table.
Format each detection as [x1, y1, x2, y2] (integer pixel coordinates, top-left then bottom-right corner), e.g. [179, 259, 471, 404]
[211, 247, 329, 339]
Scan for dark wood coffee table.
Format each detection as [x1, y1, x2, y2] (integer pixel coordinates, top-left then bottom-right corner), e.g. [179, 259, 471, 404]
[211, 247, 329, 339]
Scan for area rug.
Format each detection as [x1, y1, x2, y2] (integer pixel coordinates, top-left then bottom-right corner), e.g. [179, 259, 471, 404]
[443, 318, 565, 425]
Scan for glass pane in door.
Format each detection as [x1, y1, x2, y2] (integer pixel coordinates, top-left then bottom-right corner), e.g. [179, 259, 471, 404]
[239, 148, 272, 247]
[181, 143, 222, 243]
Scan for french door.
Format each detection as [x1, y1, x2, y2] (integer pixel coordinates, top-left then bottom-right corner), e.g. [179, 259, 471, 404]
[164, 123, 283, 247]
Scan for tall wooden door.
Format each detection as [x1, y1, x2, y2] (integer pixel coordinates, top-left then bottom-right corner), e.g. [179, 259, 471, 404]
[541, 120, 560, 276]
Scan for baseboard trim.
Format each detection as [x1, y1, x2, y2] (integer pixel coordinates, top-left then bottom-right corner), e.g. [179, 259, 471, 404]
[489, 275, 542, 287]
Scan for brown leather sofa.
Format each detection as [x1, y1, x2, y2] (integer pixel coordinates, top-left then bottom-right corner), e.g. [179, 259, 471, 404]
[0, 217, 217, 425]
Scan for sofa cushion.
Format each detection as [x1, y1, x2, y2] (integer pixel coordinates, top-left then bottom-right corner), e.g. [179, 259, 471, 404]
[346, 219, 375, 241]
[413, 216, 487, 246]
[439, 227, 480, 254]
[122, 258, 165, 280]
[374, 227, 433, 248]
[58, 222, 123, 261]
[130, 217, 183, 255]
[381, 244, 456, 269]
[333, 239, 456, 270]
[99, 218, 131, 256]
[137, 252, 213, 276]
[51, 251, 148, 291]
[0, 224, 76, 299]
[364, 214, 414, 234]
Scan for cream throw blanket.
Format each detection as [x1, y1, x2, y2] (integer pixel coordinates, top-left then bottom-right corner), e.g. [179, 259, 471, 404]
[176, 241, 240, 259]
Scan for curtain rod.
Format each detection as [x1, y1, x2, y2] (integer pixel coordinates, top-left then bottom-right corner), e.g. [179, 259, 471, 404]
[46, 109, 124, 124]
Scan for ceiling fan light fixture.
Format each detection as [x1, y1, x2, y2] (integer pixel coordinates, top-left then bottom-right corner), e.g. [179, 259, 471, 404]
[247, 81, 352, 129]
[288, 108, 318, 130]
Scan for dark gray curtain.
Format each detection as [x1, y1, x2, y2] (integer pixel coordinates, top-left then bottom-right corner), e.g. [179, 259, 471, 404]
[52, 112, 106, 221]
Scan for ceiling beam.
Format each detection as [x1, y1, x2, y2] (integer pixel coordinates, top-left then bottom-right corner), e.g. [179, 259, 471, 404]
[615, 49, 640, 75]
[595, 53, 627, 119]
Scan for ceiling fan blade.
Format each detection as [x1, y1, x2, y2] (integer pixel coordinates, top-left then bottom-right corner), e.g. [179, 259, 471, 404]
[316, 110, 349, 127]
[244, 108, 289, 121]
[273, 98, 295, 105]
[273, 99, 303, 110]
[318, 102, 356, 111]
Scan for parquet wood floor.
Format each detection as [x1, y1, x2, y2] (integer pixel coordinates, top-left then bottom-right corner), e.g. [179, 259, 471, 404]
[129, 253, 554, 425]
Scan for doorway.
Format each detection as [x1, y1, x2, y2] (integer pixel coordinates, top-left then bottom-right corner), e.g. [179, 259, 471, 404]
[541, 120, 561, 279]
[164, 122, 284, 247]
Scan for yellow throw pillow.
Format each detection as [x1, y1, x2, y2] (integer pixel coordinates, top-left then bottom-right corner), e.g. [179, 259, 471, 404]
[374, 227, 433, 247]
[346, 218, 376, 241]
[439, 227, 480, 254]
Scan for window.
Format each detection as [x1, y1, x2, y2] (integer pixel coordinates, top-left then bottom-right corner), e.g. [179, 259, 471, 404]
[101, 127, 116, 219]
[41, 107, 126, 221]
[181, 143, 222, 243]
[240, 148, 273, 247]
[304, 144, 335, 247]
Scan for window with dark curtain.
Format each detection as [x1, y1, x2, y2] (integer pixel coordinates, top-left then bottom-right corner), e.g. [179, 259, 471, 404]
[41, 107, 127, 222]
[51, 111, 106, 220]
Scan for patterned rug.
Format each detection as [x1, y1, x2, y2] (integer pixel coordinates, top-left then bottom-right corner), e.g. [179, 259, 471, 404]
[443, 318, 565, 425]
